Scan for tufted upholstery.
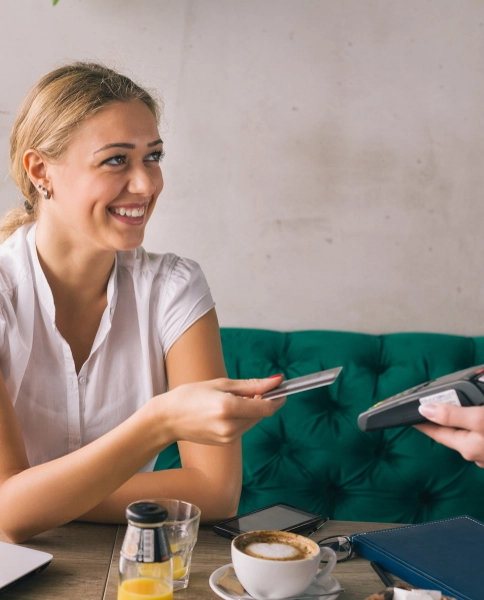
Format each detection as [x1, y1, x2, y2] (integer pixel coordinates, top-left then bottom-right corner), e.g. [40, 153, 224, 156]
[154, 328, 484, 524]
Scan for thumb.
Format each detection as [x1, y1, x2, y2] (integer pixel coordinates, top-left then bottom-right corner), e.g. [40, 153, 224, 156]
[418, 403, 448, 423]
[223, 374, 284, 398]
[418, 402, 476, 429]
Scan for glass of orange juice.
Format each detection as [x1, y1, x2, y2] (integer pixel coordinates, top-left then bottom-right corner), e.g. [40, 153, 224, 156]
[118, 572, 172, 600]
[151, 499, 201, 591]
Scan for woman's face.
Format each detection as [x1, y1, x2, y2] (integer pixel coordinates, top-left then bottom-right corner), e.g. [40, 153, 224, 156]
[41, 99, 164, 253]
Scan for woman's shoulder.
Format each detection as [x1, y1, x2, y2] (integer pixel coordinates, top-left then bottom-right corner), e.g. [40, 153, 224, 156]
[116, 247, 213, 318]
[116, 247, 205, 283]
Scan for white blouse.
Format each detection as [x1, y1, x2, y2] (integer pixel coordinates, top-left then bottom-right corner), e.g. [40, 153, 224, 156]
[0, 223, 215, 471]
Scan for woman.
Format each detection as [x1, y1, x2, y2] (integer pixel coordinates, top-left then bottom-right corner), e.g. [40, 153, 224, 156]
[0, 61, 285, 543]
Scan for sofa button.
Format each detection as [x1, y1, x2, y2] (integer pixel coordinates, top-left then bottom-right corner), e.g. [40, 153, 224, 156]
[278, 442, 290, 457]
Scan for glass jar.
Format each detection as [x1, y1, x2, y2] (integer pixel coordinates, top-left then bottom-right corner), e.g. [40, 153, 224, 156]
[118, 500, 173, 600]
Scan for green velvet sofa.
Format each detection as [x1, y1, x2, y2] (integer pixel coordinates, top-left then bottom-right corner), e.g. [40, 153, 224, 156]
[154, 328, 484, 524]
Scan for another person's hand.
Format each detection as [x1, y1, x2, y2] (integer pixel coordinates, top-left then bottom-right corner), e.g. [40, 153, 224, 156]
[416, 403, 484, 467]
[157, 375, 285, 447]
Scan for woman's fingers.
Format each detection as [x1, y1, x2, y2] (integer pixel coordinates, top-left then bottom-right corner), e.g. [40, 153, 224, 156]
[416, 403, 484, 466]
[162, 376, 286, 447]
[213, 374, 284, 398]
[418, 403, 484, 431]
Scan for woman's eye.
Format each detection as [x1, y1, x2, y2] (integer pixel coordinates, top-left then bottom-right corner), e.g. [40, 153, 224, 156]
[102, 155, 127, 166]
[145, 149, 165, 163]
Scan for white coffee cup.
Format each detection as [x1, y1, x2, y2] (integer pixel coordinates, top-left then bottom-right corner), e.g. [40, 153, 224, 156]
[231, 529, 337, 600]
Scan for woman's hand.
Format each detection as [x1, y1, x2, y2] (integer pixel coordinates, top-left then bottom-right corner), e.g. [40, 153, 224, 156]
[416, 403, 484, 467]
[155, 375, 285, 447]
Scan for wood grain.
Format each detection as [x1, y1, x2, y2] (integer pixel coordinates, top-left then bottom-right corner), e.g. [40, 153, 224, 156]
[1, 519, 406, 599]
[104, 519, 405, 600]
[0, 522, 118, 599]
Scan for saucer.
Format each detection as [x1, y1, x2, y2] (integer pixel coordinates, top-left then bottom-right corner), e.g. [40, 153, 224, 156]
[209, 563, 342, 600]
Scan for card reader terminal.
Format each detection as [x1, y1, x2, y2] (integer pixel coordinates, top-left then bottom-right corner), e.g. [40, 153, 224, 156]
[357, 364, 484, 432]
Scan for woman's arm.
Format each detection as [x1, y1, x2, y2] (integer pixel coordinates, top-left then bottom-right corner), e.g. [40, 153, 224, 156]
[0, 310, 284, 542]
[416, 403, 484, 467]
[82, 309, 264, 524]
[0, 370, 172, 542]
[161, 307, 243, 521]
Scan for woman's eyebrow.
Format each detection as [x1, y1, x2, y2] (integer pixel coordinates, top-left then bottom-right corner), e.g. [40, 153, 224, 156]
[94, 139, 163, 154]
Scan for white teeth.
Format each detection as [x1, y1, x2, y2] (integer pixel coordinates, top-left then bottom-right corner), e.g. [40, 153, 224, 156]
[112, 206, 145, 217]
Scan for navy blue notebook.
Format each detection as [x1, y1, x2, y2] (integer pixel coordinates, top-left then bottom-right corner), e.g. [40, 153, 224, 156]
[350, 516, 484, 600]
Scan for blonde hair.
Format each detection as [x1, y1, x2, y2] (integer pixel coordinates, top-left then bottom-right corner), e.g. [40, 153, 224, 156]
[0, 61, 161, 242]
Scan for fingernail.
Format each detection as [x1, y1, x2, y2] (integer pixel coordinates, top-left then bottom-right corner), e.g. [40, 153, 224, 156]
[269, 374, 283, 379]
[418, 403, 437, 418]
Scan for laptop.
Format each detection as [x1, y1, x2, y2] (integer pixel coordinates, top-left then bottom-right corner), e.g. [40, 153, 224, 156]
[0, 541, 52, 590]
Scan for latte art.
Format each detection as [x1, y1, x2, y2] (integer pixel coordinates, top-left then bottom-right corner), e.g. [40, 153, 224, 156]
[232, 529, 336, 600]
[234, 532, 316, 561]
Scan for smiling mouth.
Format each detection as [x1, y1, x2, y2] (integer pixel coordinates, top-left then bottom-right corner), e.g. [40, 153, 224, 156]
[109, 206, 147, 217]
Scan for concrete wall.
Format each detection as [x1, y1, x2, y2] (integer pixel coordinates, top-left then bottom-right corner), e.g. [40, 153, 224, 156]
[1, 0, 483, 335]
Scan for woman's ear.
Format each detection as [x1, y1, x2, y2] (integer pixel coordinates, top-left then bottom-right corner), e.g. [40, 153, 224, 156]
[23, 149, 48, 188]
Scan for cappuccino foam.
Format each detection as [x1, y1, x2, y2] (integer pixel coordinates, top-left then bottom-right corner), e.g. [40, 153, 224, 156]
[234, 532, 316, 561]
[246, 542, 302, 560]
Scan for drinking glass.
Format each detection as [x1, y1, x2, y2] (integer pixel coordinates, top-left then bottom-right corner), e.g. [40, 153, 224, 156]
[152, 499, 201, 591]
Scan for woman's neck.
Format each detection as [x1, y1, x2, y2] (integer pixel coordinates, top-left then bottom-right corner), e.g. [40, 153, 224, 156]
[34, 221, 116, 307]
[34, 222, 116, 373]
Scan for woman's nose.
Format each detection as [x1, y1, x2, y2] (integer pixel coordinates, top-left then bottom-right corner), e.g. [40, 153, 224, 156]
[127, 165, 160, 196]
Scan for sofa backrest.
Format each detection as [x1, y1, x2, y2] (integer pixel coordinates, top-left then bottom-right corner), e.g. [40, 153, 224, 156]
[154, 328, 484, 524]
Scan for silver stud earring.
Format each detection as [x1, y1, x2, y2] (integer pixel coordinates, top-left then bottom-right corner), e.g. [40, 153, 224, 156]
[37, 184, 51, 200]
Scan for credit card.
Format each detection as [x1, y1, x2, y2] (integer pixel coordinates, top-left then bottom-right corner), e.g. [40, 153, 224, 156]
[262, 367, 342, 400]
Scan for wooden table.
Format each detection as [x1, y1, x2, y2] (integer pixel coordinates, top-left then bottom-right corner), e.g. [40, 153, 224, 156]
[0, 519, 404, 599]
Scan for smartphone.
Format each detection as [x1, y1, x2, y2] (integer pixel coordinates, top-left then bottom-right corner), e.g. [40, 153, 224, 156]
[262, 367, 342, 401]
[212, 502, 327, 539]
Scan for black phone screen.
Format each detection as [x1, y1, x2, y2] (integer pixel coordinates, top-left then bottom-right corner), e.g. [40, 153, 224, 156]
[212, 503, 325, 539]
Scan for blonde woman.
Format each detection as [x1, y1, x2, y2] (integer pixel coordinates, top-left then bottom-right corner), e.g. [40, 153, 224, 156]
[0, 62, 284, 543]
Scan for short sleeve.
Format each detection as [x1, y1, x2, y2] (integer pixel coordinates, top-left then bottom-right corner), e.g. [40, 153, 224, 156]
[159, 256, 215, 355]
[0, 298, 6, 352]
